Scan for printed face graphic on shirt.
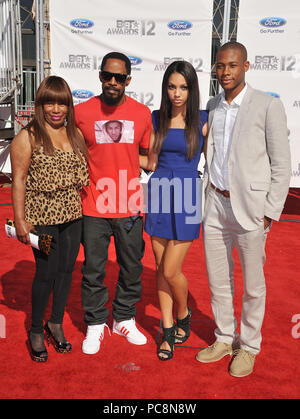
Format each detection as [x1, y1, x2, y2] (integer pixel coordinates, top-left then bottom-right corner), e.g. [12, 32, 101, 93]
[105, 120, 123, 142]
[95, 120, 134, 144]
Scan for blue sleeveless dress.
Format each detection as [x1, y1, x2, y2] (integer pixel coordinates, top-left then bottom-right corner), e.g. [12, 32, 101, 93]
[144, 110, 208, 240]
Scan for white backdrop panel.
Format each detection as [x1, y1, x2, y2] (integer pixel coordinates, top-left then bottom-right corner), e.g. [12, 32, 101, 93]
[49, 0, 213, 110]
[238, 0, 300, 187]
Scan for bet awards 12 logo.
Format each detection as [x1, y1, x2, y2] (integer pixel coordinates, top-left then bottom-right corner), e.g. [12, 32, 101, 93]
[106, 20, 156, 36]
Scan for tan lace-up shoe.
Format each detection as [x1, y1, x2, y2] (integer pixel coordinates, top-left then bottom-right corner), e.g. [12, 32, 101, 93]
[229, 349, 256, 377]
[196, 341, 232, 363]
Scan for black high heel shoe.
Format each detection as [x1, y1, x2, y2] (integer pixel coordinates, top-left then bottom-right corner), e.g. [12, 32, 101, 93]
[175, 307, 192, 344]
[44, 321, 72, 353]
[157, 323, 177, 361]
[28, 331, 48, 362]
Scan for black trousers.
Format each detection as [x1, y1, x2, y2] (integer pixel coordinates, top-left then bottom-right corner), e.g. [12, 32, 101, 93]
[31, 218, 82, 334]
[81, 215, 145, 325]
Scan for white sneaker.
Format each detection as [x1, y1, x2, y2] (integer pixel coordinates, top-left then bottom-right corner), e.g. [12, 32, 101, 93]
[113, 318, 147, 345]
[82, 323, 110, 354]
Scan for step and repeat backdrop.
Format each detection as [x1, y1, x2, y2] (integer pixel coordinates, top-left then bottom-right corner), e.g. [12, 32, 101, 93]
[49, 0, 300, 186]
[49, 0, 213, 110]
[238, 0, 300, 187]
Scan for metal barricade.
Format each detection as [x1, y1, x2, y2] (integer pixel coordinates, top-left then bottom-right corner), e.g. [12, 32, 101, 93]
[15, 103, 34, 129]
[0, 0, 22, 138]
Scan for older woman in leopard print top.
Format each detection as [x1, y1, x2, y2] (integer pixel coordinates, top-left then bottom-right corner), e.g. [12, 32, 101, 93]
[10, 76, 89, 362]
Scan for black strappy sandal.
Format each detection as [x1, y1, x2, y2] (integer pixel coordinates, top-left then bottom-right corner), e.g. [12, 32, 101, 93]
[175, 307, 192, 344]
[44, 321, 72, 353]
[157, 323, 176, 361]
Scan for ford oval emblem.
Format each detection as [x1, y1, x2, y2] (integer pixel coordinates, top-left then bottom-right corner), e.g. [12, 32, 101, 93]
[128, 56, 142, 66]
[70, 18, 94, 29]
[167, 20, 192, 31]
[72, 89, 94, 99]
[259, 17, 286, 27]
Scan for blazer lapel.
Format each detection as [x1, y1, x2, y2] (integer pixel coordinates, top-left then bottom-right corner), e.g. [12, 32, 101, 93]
[207, 94, 222, 167]
[208, 94, 221, 126]
[230, 85, 253, 150]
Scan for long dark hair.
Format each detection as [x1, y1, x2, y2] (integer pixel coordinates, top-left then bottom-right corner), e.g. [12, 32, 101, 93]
[153, 61, 200, 160]
[26, 76, 88, 162]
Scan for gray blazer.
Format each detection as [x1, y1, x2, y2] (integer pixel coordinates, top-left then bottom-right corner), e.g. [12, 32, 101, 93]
[204, 85, 291, 231]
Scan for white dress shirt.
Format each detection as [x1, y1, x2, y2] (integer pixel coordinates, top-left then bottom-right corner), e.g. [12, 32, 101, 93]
[210, 84, 248, 191]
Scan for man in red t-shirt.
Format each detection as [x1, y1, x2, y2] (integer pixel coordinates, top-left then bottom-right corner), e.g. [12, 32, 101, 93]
[75, 52, 152, 355]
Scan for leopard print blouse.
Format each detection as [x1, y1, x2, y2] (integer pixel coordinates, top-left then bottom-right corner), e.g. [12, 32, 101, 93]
[25, 146, 89, 225]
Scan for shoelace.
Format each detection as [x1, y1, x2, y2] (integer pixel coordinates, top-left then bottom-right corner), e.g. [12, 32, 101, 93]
[232, 349, 255, 362]
[207, 341, 220, 352]
[205, 341, 232, 354]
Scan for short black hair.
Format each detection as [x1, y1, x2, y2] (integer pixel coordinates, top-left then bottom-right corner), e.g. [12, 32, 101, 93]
[217, 41, 248, 61]
[101, 52, 131, 75]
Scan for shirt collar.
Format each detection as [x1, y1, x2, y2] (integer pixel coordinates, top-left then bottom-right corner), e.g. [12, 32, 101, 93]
[221, 83, 248, 107]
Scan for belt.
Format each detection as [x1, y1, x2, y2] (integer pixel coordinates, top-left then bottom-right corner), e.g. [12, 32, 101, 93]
[210, 183, 230, 198]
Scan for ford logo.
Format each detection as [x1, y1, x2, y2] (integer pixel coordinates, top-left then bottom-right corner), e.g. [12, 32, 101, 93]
[70, 18, 94, 29]
[266, 92, 280, 98]
[72, 89, 94, 99]
[259, 17, 286, 27]
[128, 56, 142, 66]
[168, 20, 192, 31]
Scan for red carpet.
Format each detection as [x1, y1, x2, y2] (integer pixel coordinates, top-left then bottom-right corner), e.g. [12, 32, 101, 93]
[0, 184, 300, 399]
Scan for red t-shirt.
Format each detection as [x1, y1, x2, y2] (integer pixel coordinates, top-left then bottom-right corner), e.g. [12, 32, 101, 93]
[75, 95, 151, 218]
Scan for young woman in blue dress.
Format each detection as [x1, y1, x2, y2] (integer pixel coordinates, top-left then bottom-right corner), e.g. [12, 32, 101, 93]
[141, 61, 208, 360]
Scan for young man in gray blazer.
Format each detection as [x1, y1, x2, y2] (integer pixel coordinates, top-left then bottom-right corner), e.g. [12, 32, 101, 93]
[196, 42, 291, 377]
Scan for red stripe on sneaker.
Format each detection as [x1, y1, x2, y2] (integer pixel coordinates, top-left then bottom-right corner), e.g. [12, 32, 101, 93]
[120, 327, 130, 336]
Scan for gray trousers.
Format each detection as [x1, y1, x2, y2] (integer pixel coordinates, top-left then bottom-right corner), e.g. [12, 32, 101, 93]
[81, 215, 145, 325]
[202, 187, 269, 355]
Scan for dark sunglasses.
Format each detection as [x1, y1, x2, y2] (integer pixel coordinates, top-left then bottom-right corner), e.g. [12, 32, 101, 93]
[101, 70, 129, 84]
